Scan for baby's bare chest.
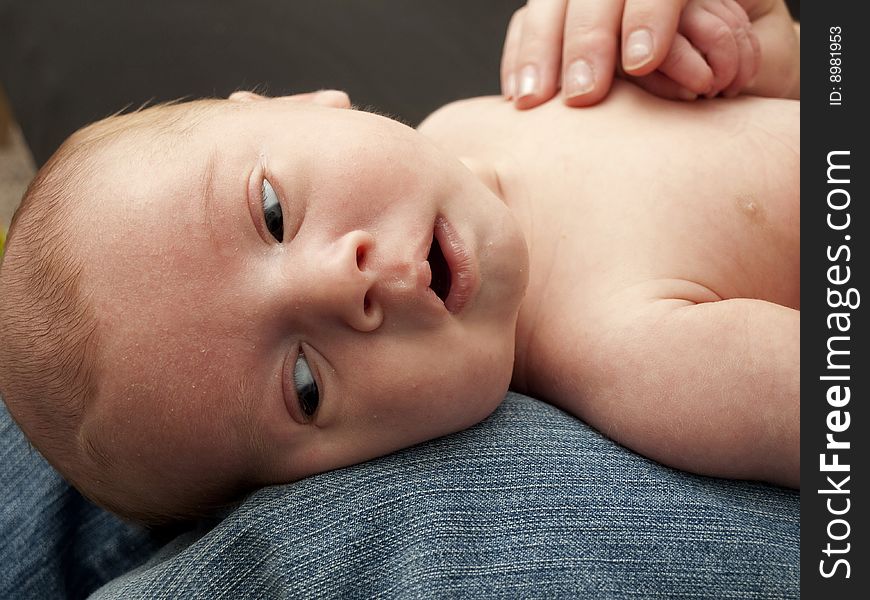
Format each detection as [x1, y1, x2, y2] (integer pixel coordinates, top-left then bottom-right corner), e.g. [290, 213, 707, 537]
[511, 100, 799, 312]
[420, 89, 799, 335]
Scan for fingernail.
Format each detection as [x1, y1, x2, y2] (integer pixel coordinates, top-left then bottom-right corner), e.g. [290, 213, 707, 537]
[677, 88, 697, 101]
[505, 72, 517, 99]
[517, 64, 539, 99]
[564, 59, 595, 98]
[624, 28, 654, 70]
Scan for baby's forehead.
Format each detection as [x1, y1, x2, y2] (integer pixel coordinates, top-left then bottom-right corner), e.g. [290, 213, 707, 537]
[77, 100, 227, 147]
[66, 100, 241, 197]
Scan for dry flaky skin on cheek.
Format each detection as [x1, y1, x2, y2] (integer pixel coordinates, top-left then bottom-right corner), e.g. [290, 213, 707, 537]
[66, 96, 529, 519]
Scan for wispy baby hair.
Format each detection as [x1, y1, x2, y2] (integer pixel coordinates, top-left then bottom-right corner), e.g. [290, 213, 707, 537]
[0, 129, 101, 485]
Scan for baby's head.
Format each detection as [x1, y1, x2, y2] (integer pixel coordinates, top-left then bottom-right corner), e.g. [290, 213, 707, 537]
[0, 91, 529, 524]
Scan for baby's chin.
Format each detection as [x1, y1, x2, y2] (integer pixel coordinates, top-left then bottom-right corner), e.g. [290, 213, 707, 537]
[463, 355, 515, 427]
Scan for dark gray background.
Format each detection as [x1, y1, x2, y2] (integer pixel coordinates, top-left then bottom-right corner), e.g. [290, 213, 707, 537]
[0, 0, 799, 166]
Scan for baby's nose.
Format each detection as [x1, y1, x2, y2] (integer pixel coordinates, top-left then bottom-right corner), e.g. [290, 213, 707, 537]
[315, 230, 383, 332]
[314, 231, 433, 331]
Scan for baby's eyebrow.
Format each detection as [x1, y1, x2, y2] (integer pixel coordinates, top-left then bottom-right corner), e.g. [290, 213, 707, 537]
[199, 145, 221, 251]
[232, 373, 269, 460]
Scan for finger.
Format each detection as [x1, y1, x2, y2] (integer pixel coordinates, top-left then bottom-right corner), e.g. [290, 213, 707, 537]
[745, 25, 762, 86]
[514, 0, 569, 109]
[501, 7, 526, 99]
[719, 0, 752, 26]
[621, 0, 688, 75]
[718, 0, 760, 96]
[561, 0, 624, 106]
[721, 24, 756, 97]
[680, 2, 739, 96]
[655, 33, 714, 94]
[631, 70, 700, 101]
[729, 0, 771, 21]
[701, 0, 751, 96]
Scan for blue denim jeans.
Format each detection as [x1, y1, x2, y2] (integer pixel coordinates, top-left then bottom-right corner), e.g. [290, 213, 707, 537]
[1, 393, 798, 598]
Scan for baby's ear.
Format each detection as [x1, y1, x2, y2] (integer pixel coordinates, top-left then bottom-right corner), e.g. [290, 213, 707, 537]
[284, 89, 352, 109]
[229, 89, 351, 109]
[228, 90, 268, 103]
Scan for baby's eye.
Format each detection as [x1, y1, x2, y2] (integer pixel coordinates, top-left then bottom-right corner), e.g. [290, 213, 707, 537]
[262, 178, 284, 242]
[293, 349, 320, 418]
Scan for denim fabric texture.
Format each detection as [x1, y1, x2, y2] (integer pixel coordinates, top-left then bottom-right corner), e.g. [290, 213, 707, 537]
[0, 398, 162, 599]
[2, 392, 799, 599]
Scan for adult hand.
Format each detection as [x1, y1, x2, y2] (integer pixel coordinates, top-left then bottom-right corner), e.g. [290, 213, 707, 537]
[501, 0, 762, 108]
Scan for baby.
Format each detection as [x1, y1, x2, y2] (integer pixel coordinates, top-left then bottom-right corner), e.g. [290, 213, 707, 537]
[0, 0, 799, 524]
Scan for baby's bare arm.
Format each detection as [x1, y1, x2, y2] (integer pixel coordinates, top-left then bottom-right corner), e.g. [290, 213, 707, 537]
[578, 297, 798, 487]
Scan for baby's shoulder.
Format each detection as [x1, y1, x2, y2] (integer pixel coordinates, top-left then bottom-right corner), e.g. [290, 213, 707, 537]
[516, 278, 723, 396]
[417, 96, 518, 157]
[419, 96, 505, 130]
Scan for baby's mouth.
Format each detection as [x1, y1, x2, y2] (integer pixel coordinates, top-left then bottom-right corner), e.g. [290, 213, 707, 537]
[427, 235, 452, 303]
[425, 216, 477, 314]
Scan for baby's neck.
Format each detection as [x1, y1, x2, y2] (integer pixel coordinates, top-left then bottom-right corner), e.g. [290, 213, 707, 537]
[457, 155, 535, 252]
[457, 156, 548, 396]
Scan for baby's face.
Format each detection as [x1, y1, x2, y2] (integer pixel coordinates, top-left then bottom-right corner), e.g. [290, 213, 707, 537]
[74, 95, 528, 495]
